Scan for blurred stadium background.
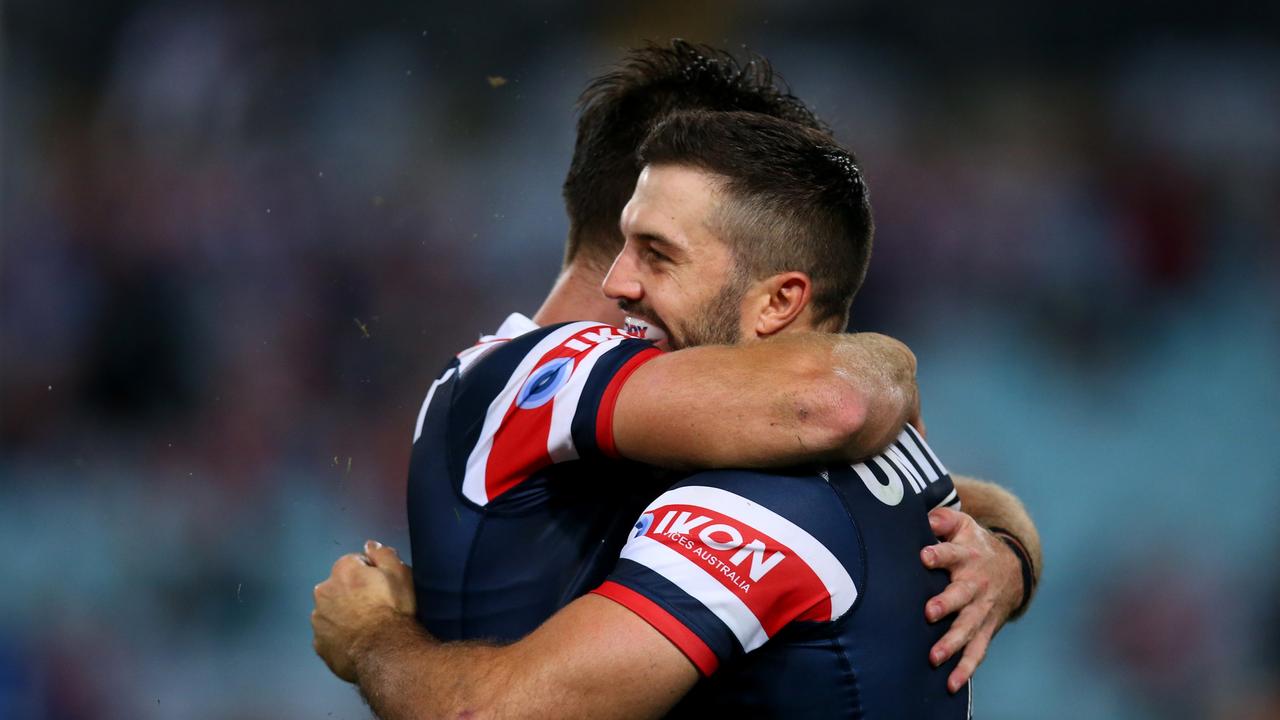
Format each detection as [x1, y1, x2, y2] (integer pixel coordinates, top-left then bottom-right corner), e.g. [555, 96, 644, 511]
[2, 1, 1278, 718]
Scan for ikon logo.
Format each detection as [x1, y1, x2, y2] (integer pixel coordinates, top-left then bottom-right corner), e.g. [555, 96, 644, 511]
[650, 510, 786, 582]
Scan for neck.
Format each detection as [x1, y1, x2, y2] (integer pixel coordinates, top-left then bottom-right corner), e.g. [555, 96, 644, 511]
[533, 263, 624, 327]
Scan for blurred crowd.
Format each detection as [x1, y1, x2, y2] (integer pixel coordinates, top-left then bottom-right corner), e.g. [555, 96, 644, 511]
[2, 1, 1278, 718]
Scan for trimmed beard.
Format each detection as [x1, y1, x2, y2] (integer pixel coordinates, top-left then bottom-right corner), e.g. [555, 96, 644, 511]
[671, 270, 748, 350]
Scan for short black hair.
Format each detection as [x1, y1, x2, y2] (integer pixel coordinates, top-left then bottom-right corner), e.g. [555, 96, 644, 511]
[562, 40, 826, 269]
[638, 110, 874, 325]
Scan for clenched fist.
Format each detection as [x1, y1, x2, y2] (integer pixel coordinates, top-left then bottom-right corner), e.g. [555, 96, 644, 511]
[312, 540, 416, 682]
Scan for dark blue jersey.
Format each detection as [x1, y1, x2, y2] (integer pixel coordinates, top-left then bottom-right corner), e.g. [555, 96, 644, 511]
[592, 425, 971, 718]
[406, 314, 663, 641]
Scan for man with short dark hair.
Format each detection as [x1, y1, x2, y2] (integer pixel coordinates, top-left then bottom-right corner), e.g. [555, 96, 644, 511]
[560, 41, 828, 273]
[609, 109, 875, 347]
[309, 41, 1039, 712]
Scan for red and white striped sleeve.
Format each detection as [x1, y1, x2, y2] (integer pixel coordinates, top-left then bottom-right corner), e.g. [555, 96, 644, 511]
[592, 477, 862, 676]
[457, 321, 659, 506]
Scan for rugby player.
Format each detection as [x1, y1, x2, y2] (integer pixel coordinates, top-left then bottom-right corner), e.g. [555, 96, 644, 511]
[313, 43, 1040, 717]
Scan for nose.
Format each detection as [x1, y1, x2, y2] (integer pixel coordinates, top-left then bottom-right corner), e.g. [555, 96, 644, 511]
[601, 245, 643, 302]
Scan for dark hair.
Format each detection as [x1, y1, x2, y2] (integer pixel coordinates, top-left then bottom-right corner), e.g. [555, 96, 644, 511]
[638, 110, 874, 325]
[562, 39, 826, 269]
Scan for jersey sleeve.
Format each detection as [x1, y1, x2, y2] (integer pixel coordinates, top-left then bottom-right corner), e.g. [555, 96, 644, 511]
[453, 321, 659, 506]
[591, 473, 862, 676]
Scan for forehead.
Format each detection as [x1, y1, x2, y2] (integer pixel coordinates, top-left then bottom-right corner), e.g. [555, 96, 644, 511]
[621, 164, 728, 254]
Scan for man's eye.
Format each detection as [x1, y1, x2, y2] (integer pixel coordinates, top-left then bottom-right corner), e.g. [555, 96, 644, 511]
[642, 247, 668, 263]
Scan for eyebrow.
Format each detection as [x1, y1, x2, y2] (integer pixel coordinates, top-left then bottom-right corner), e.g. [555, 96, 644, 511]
[637, 232, 683, 255]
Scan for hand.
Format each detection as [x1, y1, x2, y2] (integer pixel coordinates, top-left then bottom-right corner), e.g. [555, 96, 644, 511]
[312, 540, 416, 682]
[920, 507, 1022, 693]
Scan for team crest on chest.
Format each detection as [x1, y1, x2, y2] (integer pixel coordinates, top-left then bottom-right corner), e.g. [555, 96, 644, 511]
[516, 357, 574, 409]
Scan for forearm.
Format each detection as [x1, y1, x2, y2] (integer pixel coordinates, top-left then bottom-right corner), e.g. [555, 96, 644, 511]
[953, 475, 1043, 582]
[613, 332, 917, 469]
[353, 612, 507, 720]
[349, 596, 691, 720]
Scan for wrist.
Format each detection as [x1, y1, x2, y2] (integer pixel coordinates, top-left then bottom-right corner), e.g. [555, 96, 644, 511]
[348, 607, 412, 680]
[989, 527, 1035, 619]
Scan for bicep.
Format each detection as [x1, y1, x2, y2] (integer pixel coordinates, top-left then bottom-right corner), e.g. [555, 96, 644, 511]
[500, 594, 698, 720]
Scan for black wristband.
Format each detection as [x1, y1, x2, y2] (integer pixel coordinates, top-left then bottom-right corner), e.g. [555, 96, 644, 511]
[989, 527, 1035, 619]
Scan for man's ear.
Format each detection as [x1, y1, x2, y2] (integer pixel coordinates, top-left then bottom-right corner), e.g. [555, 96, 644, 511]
[752, 271, 813, 338]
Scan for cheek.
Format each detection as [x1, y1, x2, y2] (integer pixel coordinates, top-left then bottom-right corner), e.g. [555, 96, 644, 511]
[650, 276, 690, 317]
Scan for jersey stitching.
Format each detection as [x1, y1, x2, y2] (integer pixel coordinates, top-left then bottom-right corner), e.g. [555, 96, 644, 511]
[829, 631, 865, 719]
[440, 367, 486, 635]
[443, 369, 488, 512]
[826, 470, 870, 621]
[456, 505, 491, 637]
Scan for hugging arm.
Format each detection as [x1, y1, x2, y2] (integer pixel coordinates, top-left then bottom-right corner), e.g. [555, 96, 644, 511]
[316, 546, 697, 720]
[613, 331, 919, 470]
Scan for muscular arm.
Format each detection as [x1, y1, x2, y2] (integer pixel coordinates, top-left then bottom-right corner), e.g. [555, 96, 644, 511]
[349, 584, 696, 720]
[612, 332, 917, 470]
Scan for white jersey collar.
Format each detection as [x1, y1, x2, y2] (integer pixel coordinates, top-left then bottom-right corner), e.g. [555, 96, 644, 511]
[483, 312, 539, 343]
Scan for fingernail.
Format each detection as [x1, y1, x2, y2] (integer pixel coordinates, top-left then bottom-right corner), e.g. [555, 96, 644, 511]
[931, 649, 943, 665]
[929, 514, 942, 529]
[927, 601, 940, 620]
[922, 548, 935, 565]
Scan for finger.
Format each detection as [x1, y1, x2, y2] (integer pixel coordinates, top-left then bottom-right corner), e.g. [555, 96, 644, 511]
[947, 623, 994, 693]
[332, 552, 364, 575]
[927, 507, 965, 538]
[332, 553, 372, 579]
[924, 579, 978, 622]
[929, 604, 982, 667]
[365, 540, 402, 568]
[921, 542, 970, 570]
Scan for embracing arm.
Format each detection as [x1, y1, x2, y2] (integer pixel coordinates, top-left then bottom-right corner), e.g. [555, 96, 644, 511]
[612, 332, 918, 470]
[316, 546, 697, 720]
[355, 597, 694, 720]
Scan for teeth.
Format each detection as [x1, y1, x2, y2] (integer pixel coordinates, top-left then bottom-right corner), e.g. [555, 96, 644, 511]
[623, 316, 668, 344]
